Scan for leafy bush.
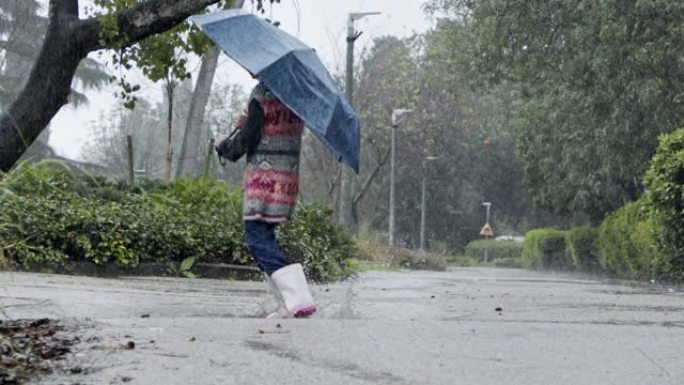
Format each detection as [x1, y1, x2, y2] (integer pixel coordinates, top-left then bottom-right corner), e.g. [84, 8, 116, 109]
[565, 226, 600, 272]
[347, 225, 389, 263]
[643, 128, 684, 280]
[0, 162, 355, 282]
[464, 239, 522, 262]
[596, 201, 660, 279]
[522, 228, 572, 270]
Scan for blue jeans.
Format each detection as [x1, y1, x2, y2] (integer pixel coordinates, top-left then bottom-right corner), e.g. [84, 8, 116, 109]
[244, 220, 289, 275]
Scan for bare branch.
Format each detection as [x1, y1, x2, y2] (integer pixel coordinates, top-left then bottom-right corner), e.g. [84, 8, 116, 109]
[353, 146, 391, 206]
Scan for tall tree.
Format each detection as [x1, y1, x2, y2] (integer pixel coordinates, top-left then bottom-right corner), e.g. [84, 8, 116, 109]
[0, 0, 237, 172]
[176, 0, 246, 178]
[175, 45, 220, 178]
[426, 0, 684, 222]
[83, 99, 163, 177]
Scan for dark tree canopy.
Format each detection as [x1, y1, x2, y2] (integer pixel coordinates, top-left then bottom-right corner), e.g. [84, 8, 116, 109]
[426, 0, 684, 222]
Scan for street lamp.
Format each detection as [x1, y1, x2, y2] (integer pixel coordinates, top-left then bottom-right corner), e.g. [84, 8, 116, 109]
[339, 11, 382, 232]
[389, 108, 413, 247]
[481, 201, 493, 262]
[420, 156, 440, 251]
[346, 11, 382, 107]
[482, 202, 492, 225]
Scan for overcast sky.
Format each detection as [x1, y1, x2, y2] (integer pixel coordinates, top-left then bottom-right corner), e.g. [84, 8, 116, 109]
[47, 0, 435, 160]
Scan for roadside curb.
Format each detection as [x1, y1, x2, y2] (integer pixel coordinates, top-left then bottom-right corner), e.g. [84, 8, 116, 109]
[9, 262, 262, 281]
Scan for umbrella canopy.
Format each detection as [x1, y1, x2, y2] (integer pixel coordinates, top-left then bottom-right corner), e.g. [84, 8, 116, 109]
[190, 10, 360, 172]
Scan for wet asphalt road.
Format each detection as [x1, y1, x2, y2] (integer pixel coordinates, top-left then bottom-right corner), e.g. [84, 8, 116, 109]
[1, 267, 683, 385]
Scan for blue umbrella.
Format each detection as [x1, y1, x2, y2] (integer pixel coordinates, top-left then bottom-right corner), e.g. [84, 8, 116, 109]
[190, 10, 360, 173]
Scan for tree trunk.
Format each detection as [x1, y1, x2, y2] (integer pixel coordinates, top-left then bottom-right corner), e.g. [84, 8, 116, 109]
[176, 0, 244, 178]
[0, 0, 222, 172]
[351, 147, 391, 228]
[0, 1, 81, 171]
[175, 45, 220, 178]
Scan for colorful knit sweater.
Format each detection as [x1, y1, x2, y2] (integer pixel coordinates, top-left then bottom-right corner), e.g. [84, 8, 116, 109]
[242, 84, 303, 223]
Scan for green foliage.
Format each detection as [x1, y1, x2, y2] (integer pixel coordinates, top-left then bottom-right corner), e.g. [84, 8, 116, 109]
[643, 128, 684, 280]
[522, 228, 572, 270]
[90, 0, 281, 109]
[464, 239, 522, 261]
[0, 163, 354, 282]
[335, 33, 539, 251]
[91, 0, 216, 108]
[565, 226, 600, 272]
[426, 0, 684, 221]
[596, 201, 659, 279]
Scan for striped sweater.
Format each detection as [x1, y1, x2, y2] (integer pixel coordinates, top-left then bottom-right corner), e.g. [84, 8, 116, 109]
[242, 84, 303, 223]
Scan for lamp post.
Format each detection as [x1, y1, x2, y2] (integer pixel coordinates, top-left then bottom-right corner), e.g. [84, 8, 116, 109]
[420, 156, 440, 251]
[339, 11, 381, 232]
[481, 201, 492, 262]
[389, 108, 413, 247]
[482, 202, 492, 225]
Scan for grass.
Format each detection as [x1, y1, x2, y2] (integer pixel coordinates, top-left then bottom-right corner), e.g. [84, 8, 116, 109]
[446, 254, 524, 269]
[347, 258, 398, 272]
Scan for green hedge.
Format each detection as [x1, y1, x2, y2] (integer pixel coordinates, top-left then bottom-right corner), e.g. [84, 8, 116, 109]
[0, 163, 355, 282]
[522, 228, 572, 270]
[518, 128, 684, 282]
[520, 217, 663, 280]
[596, 201, 660, 279]
[566, 226, 600, 272]
[464, 239, 522, 261]
[643, 127, 684, 280]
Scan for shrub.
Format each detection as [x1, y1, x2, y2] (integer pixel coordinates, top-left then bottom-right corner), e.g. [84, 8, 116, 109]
[565, 226, 600, 272]
[522, 228, 572, 270]
[596, 201, 659, 279]
[643, 128, 684, 280]
[0, 163, 355, 282]
[464, 239, 522, 262]
[353, 227, 391, 263]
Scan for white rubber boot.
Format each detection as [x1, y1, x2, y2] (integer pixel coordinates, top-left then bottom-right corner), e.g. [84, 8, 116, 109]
[264, 274, 290, 319]
[270, 263, 316, 318]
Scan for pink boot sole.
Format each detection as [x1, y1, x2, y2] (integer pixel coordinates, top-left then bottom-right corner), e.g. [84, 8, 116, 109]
[294, 306, 316, 318]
